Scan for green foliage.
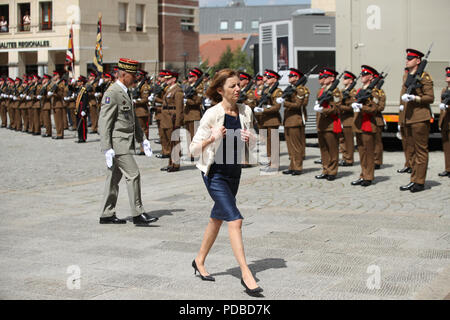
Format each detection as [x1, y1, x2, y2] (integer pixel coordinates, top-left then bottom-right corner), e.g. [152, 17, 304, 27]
[204, 45, 254, 78]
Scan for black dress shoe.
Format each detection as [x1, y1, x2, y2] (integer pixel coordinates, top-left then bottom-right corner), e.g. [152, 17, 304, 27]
[397, 167, 412, 173]
[314, 159, 322, 164]
[410, 183, 425, 193]
[167, 166, 180, 172]
[341, 162, 353, 167]
[133, 213, 158, 225]
[361, 180, 372, 187]
[155, 153, 169, 159]
[282, 169, 293, 175]
[438, 171, 450, 177]
[52, 136, 63, 140]
[41, 134, 51, 138]
[291, 170, 302, 176]
[315, 173, 328, 179]
[160, 166, 170, 171]
[99, 215, 126, 224]
[375, 164, 381, 170]
[192, 260, 215, 282]
[32, 132, 40, 136]
[326, 175, 336, 181]
[241, 164, 252, 168]
[138, 151, 145, 156]
[75, 140, 86, 143]
[241, 278, 263, 297]
[351, 178, 364, 186]
[400, 182, 415, 191]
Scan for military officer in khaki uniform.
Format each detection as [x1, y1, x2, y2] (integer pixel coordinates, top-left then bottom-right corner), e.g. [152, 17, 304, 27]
[98, 58, 157, 226]
[5, 78, 15, 129]
[397, 68, 414, 174]
[277, 68, 307, 175]
[438, 67, 450, 177]
[253, 74, 265, 131]
[160, 70, 184, 172]
[0, 78, 7, 128]
[18, 78, 29, 132]
[25, 76, 36, 134]
[253, 69, 282, 171]
[86, 72, 100, 133]
[338, 71, 357, 166]
[399, 48, 434, 193]
[237, 71, 256, 167]
[351, 65, 380, 187]
[12, 78, 22, 131]
[38, 74, 52, 137]
[183, 68, 204, 151]
[314, 68, 343, 181]
[150, 70, 169, 157]
[374, 74, 386, 169]
[133, 69, 151, 155]
[30, 75, 42, 136]
[48, 71, 66, 139]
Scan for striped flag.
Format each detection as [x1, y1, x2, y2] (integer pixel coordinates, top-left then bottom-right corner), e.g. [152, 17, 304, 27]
[65, 23, 75, 72]
[93, 13, 103, 74]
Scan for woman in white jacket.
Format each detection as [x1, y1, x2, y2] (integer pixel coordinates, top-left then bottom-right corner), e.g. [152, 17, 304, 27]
[189, 69, 263, 297]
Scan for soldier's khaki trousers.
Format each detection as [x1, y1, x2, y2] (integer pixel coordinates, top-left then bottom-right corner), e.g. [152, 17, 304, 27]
[340, 126, 355, 164]
[285, 126, 304, 171]
[318, 131, 339, 176]
[400, 124, 415, 168]
[42, 109, 52, 136]
[442, 129, 450, 172]
[356, 132, 375, 181]
[7, 105, 14, 128]
[407, 121, 429, 185]
[53, 108, 65, 137]
[90, 104, 99, 132]
[100, 154, 145, 218]
[32, 108, 41, 134]
[0, 103, 7, 127]
[374, 126, 384, 165]
[264, 126, 280, 168]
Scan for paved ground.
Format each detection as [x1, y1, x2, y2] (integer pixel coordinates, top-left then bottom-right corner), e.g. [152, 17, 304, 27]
[0, 124, 449, 300]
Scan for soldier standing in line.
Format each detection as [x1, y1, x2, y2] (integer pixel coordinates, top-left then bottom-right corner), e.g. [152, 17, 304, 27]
[13, 77, 22, 131]
[64, 77, 78, 131]
[277, 68, 307, 176]
[397, 67, 414, 174]
[0, 77, 7, 128]
[30, 75, 42, 136]
[253, 69, 283, 172]
[38, 74, 52, 137]
[150, 70, 169, 157]
[374, 73, 386, 170]
[160, 70, 184, 173]
[437, 67, 450, 177]
[183, 67, 204, 160]
[314, 70, 326, 165]
[25, 76, 35, 134]
[86, 72, 100, 134]
[314, 68, 343, 181]
[133, 69, 151, 155]
[338, 71, 357, 167]
[350, 65, 380, 187]
[48, 71, 66, 139]
[18, 77, 29, 132]
[75, 76, 89, 143]
[237, 71, 256, 168]
[6, 78, 15, 130]
[399, 48, 434, 193]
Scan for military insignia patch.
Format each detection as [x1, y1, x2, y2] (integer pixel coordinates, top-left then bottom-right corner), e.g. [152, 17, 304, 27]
[105, 97, 110, 104]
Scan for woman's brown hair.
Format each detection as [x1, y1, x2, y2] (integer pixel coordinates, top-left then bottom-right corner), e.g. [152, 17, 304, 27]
[205, 68, 239, 103]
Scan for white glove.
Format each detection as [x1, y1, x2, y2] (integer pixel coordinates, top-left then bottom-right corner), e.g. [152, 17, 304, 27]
[36, 95, 42, 100]
[13, 96, 17, 101]
[313, 104, 323, 113]
[132, 99, 137, 104]
[401, 93, 415, 102]
[26, 95, 31, 100]
[9, 95, 13, 99]
[399, 104, 404, 111]
[71, 93, 76, 99]
[105, 149, 115, 168]
[276, 97, 285, 104]
[98, 78, 104, 86]
[148, 94, 155, 102]
[398, 125, 401, 131]
[47, 91, 53, 97]
[64, 96, 69, 101]
[183, 98, 187, 104]
[81, 111, 86, 117]
[142, 139, 153, 157]
[71, 78, 76, 85]
[439, 103, 448, 110]
[254, 107, 264, 113]
[20, 94, 24, 98]
[94, 92, 101, 97]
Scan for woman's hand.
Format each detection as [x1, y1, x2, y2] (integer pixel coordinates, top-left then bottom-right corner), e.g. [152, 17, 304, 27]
[210, 125, 226, 142]
[240, 129, 251, 143]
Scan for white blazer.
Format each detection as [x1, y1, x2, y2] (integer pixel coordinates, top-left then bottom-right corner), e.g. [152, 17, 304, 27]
[189, 102, 254, 175]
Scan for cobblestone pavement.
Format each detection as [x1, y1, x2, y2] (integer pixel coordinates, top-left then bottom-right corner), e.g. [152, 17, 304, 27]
[0, 125, 449, 300]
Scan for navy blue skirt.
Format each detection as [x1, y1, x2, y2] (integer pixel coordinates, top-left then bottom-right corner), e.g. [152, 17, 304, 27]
[202, 167, 243, 222]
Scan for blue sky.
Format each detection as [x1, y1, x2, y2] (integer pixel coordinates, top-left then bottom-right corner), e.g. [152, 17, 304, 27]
[200, 0, 311, 7]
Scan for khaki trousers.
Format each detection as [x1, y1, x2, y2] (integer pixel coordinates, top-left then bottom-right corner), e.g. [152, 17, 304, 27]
[20, 109, 29, 131]
[1, 103, 8, 126]
[90, 104, 99, 132]
[137, 116, 150, 140]
[356, 132, 375, 181]
[400, 125, 415, 168]
[318, 131, 339, 176]
[161, 127, 172, 157]
[340, 126, 355, 164]
[42, 109, 52, 136]
[442, 129, 450, 172]
[285, 126, 304, 171]
[32, 109, 41, 134]
[374, 126, 384, 165]
[100, 154, 145, 218]
[264, 126, 280, 168]
[7, 105, 14, 128]
[407, 121, 430, 185]
[53, 108, 65, 137]
[14, 108, 21, 130]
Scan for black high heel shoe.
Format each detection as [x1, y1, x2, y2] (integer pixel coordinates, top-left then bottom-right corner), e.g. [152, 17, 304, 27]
[241, 278, 263, 297]
[192, 260, 215, 281]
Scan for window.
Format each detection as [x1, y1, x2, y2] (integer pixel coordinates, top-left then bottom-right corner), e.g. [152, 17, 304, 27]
[313, 24, 331, 34]
[251, 20, 259, 30]
[219, 21, 228, 31]
[136, 4, 144, 32]
[40, 2, 52, 31]
[18, 3, 31, 32]
[0, 5, 9, 33]
[119, 2, 128, 31]
[181, 18, 194, 31]
[234, 20, 242, 30]
[297, 50, 335, 74]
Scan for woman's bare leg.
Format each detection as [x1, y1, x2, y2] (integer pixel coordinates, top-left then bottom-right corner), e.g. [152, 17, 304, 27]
[195, 218, 223, 275]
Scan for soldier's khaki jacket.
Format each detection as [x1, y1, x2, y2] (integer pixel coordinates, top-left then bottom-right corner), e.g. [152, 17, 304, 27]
[160, 83, 184, 129]
[316, 86, 342, 132]
[259, 85, 282, 127]
[134, 82, 151, 117]
[283, 85, 308, 127]
[339, 87, 356, 127]
[439, 87, 449, 131]
[184, 82, 203, 122]
[50, 81, 66, 109]
[374, 88, 386, 127]
[400, 71, 434, 124]
[99, 81, 144, 155]
[352, 86, 379, 134]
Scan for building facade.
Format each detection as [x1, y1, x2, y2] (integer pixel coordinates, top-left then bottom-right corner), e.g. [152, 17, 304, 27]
[0, 0, 199, 78]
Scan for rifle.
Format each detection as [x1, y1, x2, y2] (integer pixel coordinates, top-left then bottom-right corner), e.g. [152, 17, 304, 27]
[354, 72, 385, 104]
[50, 73, 69, 94]
[184, 68, 211, 99]
[318, 73, 344, 105]
[237, 79, 254, 103]
[342, 73, 361, 100]
[131, 76, 149, 100]
[256, 81, 279, 108]
[404, 43, 433, 95]
[282, 65, 318, 99]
